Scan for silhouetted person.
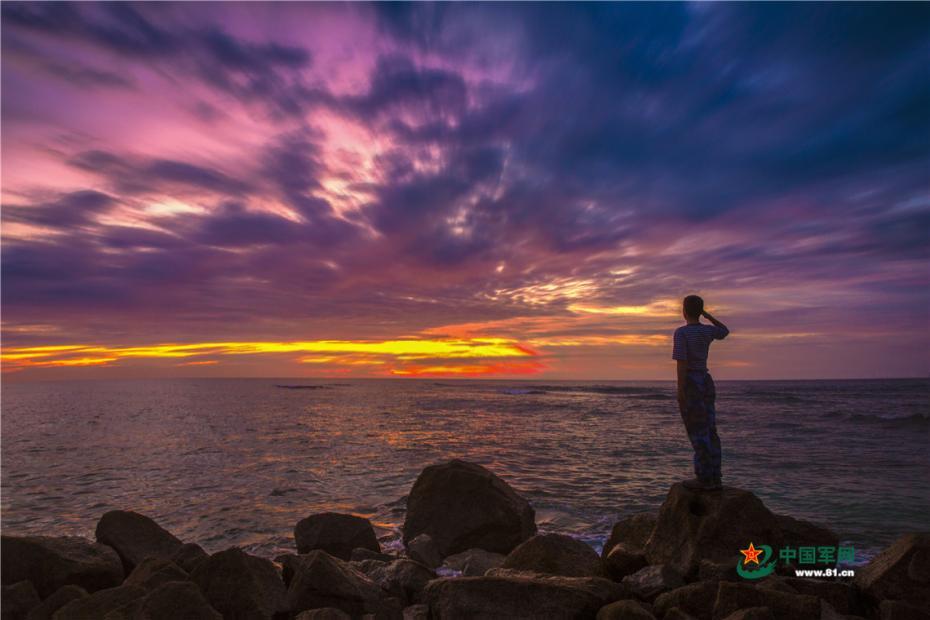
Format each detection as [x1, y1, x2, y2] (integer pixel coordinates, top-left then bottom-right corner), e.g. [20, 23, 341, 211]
[672, 295, 729, 491]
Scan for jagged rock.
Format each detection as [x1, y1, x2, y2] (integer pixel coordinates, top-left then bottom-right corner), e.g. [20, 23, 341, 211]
[1, 535, 124, 598]
[604, 543, 647, 581]
[712, 581, 819, 620]
[501, 533, 602, 577]
[878, 599, 930, 620]
[26, 585, 87, 620]
[698, 560, 739, 582]
[3, 580, 41, 620]
[774, 515, 839, 549]
[442, 548, 506, 576]
[755, 577, 796, 594]
[191, 547, 287, 620]
[402, 604, 429, 620]
[665, 608, 700, 620]
[406, 534, 442, 569]
[720, 608, 775, 620]
[367, 559, 436, 605]
[596, 598, 656, 619]
[423, 572, 628, 619]
[129, 581, 221, 619]
[645, 484, 837, 578]
[781, 577, 858, 615]
[622, 565, 685, 600]
[295, 609, 352, 620]
[854, 533, 930, 609]
[294, 513, 380, 560]
[123, 558, 189, 591]
[170, 543, 209, 575]
[94, 511, 182, 574]
[602, 513, 657, 558]
[402, 460, 536, 557]
[52, 584, 146, 620]
[351, 548, 395, 563]
[286, 550, 399, 618]
[654, 580, 718, 619]
[350, 558, 390, 579]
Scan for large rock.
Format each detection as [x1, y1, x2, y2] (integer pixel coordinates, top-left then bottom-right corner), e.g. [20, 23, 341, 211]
[52, 584, 146, 620]
[129, 581, 221, 620]
[644, 484, 837, 577]
[423, 572, 629, 619]
[712, 581, 820, 620]
[191, 547, 288, 620]
[602, 513, 657, 558]
[295, 609, 352, 620]
[351, 548, 395, 563]
[501, 533, 602, 578]
[604, 543, 647, 581]
[596, 599, 656, 619]
[1, 536, 124, 598]
[123, 558, 189, 591]
[367, 559, 436, 605]
[878, 599, 930, 620]
[654, 581, 719, 620]
[170, 543, 209, 575]
[405, 534, 442, 569]
[94, 511, 182, 574]
[780, 577, 858, 615]
[720, 609, 775, 620]
[286, 550, 399, 618]
[442, 549, 506, 577]
[854, 533, 930, 609]
[294, 513, 380, 560]
[403, 460, 537, 557]
[26, 585, 87, 620]
[3, 580, 41, 620]
[622, 565, 685, 601]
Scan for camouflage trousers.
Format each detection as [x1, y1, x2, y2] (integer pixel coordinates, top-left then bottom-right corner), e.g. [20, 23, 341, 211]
[679, 370, 722, 481]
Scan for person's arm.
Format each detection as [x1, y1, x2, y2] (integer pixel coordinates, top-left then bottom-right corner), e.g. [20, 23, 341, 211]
[677, 359, 688, 411]
[702, 310, 729, 339]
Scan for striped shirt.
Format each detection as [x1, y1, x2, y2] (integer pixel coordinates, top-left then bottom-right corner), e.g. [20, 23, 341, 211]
[672, 323, 729, 372]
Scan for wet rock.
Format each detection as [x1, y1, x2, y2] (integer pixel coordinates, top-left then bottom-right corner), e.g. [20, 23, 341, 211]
[854, 533, 930, 609]
[423, 572, 628, 619]
[2, 580, 41, 620]
[351, 548, 395, 563]
[94, 511, 183, 574]
[294, 513, 380, 560]
[603, 543, 647, 581]
[130, 581, 221, 620]
[878, 599, 930, 620]
[286, 550, 398, 618]
[402, 604, 428, 620]
[720, 608, 775, 620]
[501, 533, 602, 578]
[123, 558, 189, 591]
[596, 598, 656, 619]
[405, 534, 442, 569]
[170, 543, 209, 575]
[294, 609, 352, 620]
[52, 584, 146, 620]
[712, 581, 819, 620]
[654, 580, 718, 619]
[442, 548, 506, 577]
[622, 565, 685, 600]
[191, 547, 288, 620]
[25, 585, 87, 620]
[602, 513, 657, 558]
[402, 459, 536, 557]
[367, 559, 436, 605]
[1, 535, 124, 598]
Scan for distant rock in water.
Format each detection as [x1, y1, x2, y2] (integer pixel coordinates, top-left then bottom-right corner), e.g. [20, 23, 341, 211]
[294, 512, 381, 560]
[95, 510, 183, 574]
[0, 535, 124, 598]
[403, 459, 537, 558]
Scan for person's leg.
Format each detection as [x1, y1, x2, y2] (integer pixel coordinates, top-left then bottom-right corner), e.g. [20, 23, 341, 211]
[680, 372, 714, 482]
[705, 373, 722, 482]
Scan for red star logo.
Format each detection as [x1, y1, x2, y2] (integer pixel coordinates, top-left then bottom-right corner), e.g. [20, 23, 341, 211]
[740, 542, 763, 565]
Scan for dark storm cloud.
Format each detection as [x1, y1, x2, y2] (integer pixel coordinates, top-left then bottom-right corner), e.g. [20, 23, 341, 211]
[5, 190, 118, 228]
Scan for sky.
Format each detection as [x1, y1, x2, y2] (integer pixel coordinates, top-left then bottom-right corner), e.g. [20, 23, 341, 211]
[2, 2, 928, 381]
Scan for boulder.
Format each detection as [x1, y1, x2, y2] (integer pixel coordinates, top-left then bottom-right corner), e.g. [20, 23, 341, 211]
[405, 534, 442, 569]
[878, 599, 930, 620]
[596, 599, 656, 619]
[170, 543, 209, 575]
[294, 513, 380, 560]
[3, 580, 41, 620]
[781, 577, 858, 614]
[294, 609, 352, 620]
[602, 513, 657, 558]
[129, 581, 221, 620]
[351, 548, 395, 563]
[654, 581, 718, 620]
[94, 511, 182, 574]
[501, 533, 602, 578]
[123, 558, 189, 591]
[1, 535, 124, 598]
[52, 584, 146, 620]
[367, 559, 435, 605]
[622, 565, 685, 601]
[25, 585, 87, 620]
[286, 550, 398, 618]
[402, 460, 536, 557]
[191, 547, 288, 620]
[442, 548, 506, 577]
[665, 608, 701, 620]
[698, 560, 739, 583]
[423, 572, 628, 619]
[720, 609, 775, 620]
[712, 581, 819, 620]
[854, 533, 930, 609]
[402, 604, 429, 620]
[603, 543, 647, 581]
[774, 515, 839, 549]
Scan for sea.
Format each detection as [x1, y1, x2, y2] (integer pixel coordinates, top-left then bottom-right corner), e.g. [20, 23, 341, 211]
[2, 378, 928, 564]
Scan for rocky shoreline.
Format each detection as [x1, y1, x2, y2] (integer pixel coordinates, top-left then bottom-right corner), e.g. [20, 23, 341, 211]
[2, 459, 927, 619]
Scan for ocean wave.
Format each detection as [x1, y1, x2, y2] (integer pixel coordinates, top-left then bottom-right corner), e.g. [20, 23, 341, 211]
[515, 385, 670, 397]
[845, 412, 930, 429]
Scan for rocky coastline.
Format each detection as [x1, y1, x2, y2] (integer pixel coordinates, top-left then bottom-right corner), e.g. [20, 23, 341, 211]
[2, 459, 927, 619]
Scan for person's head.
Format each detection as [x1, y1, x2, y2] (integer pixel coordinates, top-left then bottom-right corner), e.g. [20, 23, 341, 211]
[683, 295, 704, 320]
